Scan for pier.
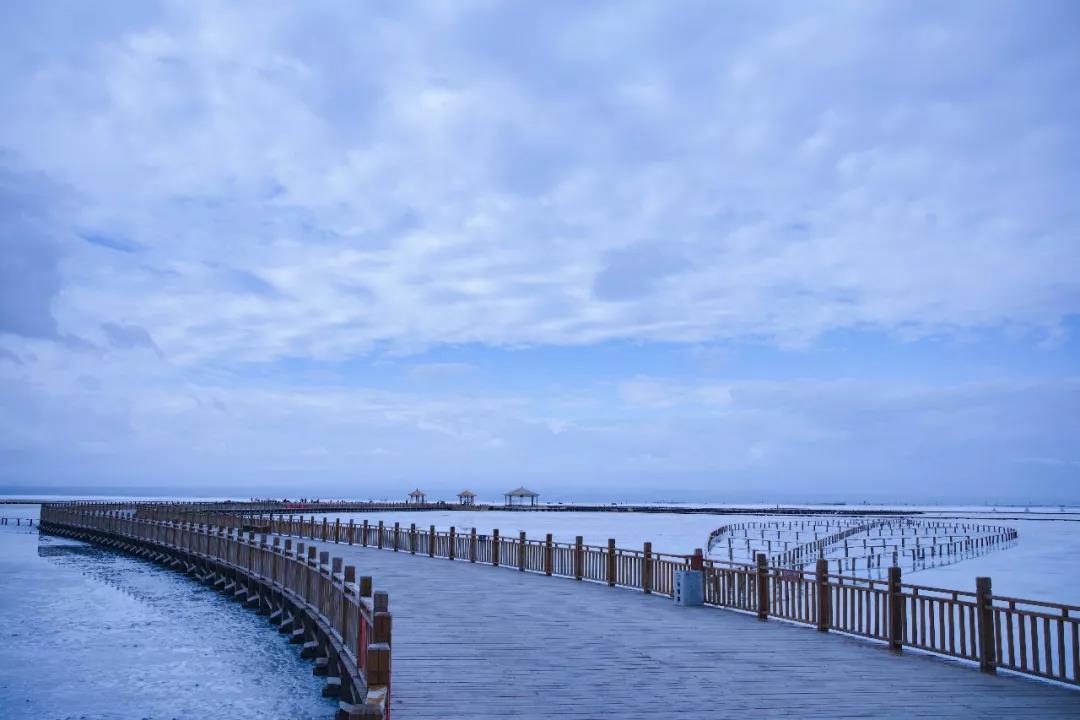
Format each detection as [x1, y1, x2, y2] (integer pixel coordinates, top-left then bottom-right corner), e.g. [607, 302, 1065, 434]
[35, 501, 1080, 718]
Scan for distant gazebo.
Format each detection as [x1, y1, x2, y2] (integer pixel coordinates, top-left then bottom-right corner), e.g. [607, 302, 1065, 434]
[504, 486, 539, 507]
[407, 489, 427, 504]
[457, 490, 476, 506]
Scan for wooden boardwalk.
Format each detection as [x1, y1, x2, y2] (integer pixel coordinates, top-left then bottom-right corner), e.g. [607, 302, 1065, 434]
[287, 536, 1080, 719]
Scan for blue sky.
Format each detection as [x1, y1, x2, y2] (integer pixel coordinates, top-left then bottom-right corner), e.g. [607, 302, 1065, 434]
[0, 1, 1077, 502]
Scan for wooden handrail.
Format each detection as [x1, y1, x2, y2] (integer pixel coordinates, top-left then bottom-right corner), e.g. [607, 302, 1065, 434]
[46, 500, 1078, 689]
[37, 503, 393, 718]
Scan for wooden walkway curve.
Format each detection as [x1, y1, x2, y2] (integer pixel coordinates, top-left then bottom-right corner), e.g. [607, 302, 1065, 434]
[285, 535, 1080, 719]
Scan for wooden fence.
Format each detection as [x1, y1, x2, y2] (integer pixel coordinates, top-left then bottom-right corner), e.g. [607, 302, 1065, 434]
[63, 503, 1079, 689]
[242, 514, 1078, 688]
[38, 503, 392, 718]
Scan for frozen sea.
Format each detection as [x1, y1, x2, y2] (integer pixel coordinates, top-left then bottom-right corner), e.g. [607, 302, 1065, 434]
[326, 505, 1080, 606]
[0, 504, 336, 720]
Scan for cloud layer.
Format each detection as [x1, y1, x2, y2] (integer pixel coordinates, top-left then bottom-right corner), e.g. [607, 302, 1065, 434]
[0, 1, 1077, 499]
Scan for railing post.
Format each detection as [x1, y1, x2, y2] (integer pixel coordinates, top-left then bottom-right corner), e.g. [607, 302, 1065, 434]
[607, 539, 616, 587]
[816, 558, 830, 632]
[492, 529, 500, 567]
[347, 519, 354, 545]
[470, 528, 477, 562]
[544, 533, 553, 576]
[377, 521, 384, 549]
[756, 553, 769, 620]
[518, 531, 527, 571]
[449, 526, 456, 560]
[429, 525, 436, 557]
[574, 536, 583, 580]
[976, 576, 996, 673]
[362, 520, 368, 547]
[642, 542, 653, 594]
[410, 523, 417, 554]
[888, 566, 903, 651]
[393, 522, 400, 552]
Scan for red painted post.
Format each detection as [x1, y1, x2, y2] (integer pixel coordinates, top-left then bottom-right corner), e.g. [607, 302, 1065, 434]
[756, 553, 769, 620]
[544, 533, 553, 576]
[888, 565, 903, 651]
[643, 541, 653, 594]
[816, 558, 830, 632]
[607, 539, 616, 587]
[976, 576, 996, 673]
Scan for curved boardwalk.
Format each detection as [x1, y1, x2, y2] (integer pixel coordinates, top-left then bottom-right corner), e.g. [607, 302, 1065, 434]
[285, 536, 1079, 719]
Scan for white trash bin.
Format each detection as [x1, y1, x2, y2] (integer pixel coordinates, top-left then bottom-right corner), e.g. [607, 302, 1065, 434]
[674, 570, 704, 606]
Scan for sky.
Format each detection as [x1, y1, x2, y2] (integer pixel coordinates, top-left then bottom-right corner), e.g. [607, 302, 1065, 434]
[0, 1, 1078, 503]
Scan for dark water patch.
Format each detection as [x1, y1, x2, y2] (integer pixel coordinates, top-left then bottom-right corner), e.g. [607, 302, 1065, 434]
[0, 526, 336, 719]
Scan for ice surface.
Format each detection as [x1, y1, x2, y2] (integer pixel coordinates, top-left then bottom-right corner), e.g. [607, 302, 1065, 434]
[328, 506, 1080, 606]
[0, 520, 336, 719]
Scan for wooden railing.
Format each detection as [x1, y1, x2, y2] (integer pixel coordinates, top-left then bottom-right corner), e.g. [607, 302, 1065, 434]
[231, 514, 1076, 688]
[38, 503, 392, 718]
[80, 503, 1079, 689]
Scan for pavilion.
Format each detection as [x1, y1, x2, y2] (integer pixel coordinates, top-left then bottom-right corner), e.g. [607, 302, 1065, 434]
[457, 490, 476, 506]
[503, 486, 539, 507]
[407, 489, 427, 504]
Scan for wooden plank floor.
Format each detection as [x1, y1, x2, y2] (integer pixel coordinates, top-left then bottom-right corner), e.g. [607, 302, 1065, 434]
[288, 538, 1080, 719]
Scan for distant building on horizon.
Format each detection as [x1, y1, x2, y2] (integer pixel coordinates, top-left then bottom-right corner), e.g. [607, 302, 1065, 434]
[504, 486, 539, 506]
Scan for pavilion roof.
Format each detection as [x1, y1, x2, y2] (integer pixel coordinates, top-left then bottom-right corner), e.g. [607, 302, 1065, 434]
[505, 486, 539, 497]
[408, 489, 426, 497]
[457, 489, 476, 497]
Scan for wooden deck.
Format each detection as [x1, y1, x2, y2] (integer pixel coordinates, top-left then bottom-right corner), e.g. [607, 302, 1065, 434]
[286, 536, 1080, 719]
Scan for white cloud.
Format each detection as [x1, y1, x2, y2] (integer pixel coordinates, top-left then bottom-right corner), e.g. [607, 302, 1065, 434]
[0, 2, 1074, 364]
[0, 2, 1077, 499]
